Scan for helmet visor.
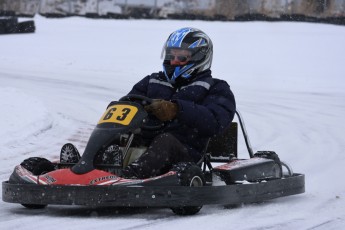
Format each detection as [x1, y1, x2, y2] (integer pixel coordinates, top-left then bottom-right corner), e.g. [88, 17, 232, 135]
[161, 45, 206, 63]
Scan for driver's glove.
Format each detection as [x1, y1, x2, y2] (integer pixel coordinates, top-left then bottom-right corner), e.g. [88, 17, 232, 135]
[145, 99, 178, 121]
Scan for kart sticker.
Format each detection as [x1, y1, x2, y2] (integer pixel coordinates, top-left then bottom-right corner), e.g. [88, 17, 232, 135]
[90, 175, 119, 185]
[98, 105, 138, 125]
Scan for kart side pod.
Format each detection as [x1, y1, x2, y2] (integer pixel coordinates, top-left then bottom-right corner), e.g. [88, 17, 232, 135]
[213, 156, 282, 184]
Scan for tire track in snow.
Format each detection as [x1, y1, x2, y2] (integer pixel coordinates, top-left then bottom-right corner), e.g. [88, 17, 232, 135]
[306, 217, 345, 230]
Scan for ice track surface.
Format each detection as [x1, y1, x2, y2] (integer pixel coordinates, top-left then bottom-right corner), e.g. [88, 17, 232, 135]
[1, 16, 345, 230]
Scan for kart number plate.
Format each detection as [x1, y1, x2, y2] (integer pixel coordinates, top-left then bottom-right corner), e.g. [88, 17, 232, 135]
[98, 105, 138, 125]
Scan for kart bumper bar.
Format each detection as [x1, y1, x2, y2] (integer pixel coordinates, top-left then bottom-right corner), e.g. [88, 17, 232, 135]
[3, 174, 304, 207]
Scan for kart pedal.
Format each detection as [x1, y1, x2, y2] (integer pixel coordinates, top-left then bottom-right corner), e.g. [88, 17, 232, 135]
[60, 143, 81, 163]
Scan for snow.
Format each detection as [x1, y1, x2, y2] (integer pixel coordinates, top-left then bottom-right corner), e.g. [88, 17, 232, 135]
[1, 16, 345, 229]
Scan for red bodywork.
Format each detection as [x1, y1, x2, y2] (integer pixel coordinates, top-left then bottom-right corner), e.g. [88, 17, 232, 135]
[14, 165, 176, 186]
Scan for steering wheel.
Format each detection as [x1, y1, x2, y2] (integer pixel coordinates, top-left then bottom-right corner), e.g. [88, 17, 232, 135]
[119, 94, 153, 106]
[119, 94, 164, 131]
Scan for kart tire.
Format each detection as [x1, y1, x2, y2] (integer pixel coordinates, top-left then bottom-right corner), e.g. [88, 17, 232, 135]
[0, 25, 4, 34]
[170, 162, 205, 216]
[254, 151, 283, 178]
[21, 204, 47, 209]
[0, 17, 18, 34]
[18, 157, 53, 209]
[20, 157, 55, 175]
[17, 21, 35, 33]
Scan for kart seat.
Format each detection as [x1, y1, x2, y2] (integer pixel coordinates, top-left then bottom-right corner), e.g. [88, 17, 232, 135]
[204, 122, 238, 163]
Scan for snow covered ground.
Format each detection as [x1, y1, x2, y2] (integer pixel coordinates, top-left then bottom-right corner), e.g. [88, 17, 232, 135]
[1, 16, 345, 229]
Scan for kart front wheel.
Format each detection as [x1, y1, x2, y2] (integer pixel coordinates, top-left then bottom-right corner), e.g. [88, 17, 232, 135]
[171, 162, 205, 216]
[18, 157, 54, 209]
[20, 157, 55, 175]
[21, 204, 47, 209]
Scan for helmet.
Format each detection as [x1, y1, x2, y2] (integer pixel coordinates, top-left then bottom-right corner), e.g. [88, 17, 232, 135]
[162, 27, 213, 85]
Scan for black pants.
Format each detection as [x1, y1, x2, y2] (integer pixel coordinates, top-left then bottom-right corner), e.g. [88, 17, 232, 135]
[123, 133, 194, 179]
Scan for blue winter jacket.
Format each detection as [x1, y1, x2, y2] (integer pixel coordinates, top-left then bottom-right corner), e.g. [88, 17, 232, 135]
[127, 70, 236, 161]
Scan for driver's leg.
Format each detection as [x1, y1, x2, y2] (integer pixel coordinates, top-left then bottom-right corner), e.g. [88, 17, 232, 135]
[122, 133, 193, 179]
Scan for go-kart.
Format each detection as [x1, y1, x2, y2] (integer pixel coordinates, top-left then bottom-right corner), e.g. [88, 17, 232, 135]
[2, 94, 305, 215]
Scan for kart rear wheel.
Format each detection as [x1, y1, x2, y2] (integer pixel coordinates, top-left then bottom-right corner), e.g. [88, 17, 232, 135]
[171, 162, 205, 216]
